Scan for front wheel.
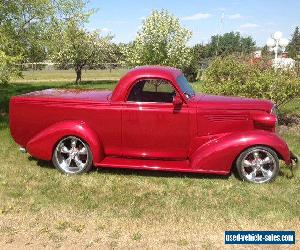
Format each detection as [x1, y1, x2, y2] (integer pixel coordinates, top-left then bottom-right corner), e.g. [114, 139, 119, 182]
[52, 136, 93, 174]
[236, 146, 279, 184]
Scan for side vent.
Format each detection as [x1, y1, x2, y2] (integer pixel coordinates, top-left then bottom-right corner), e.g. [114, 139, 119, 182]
[204, 114, 248, 122]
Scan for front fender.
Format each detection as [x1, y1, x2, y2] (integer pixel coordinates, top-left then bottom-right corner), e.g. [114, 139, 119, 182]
[190, 130, 291, 174]
[26, 120, 104, 163]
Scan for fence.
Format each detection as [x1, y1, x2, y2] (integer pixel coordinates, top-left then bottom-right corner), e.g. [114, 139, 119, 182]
[17, 62, 128, 71]
[13, 63, 130, 83]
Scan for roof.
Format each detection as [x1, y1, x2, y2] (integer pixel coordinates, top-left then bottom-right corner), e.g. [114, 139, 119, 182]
[126, 65, 182, 78]
[111, 65, 183, 101]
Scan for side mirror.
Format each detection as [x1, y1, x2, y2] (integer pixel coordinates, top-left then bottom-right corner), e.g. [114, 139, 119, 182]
[173, 95, 183, 106]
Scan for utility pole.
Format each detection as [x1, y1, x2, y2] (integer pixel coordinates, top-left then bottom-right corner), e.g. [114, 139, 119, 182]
[216, 12, 224, 56]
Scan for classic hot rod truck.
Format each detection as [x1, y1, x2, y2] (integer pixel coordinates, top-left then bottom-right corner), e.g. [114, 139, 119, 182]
[9, 66, 297, 183]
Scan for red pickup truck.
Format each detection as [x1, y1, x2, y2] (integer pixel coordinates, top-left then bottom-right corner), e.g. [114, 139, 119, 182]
[9, 66, 297, 183]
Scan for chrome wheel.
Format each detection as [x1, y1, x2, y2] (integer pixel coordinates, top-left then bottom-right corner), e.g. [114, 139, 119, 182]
[237, 147, 279, 183]
[53, 136, 92, 174]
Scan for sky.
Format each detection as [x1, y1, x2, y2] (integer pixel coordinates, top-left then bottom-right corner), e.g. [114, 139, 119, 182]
[86, 0, 300, 47]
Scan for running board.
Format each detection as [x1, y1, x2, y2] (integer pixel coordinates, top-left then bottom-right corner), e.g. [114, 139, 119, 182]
[95, 157, 191, 172]
[95, 157, 229, 175]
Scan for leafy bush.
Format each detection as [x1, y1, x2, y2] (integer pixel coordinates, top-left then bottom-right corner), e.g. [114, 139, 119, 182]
[202, 55, 300, 106]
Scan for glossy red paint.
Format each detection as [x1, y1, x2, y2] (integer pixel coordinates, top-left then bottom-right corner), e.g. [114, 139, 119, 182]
[9, 65, 294, 176]
[26, 121, 104, 163]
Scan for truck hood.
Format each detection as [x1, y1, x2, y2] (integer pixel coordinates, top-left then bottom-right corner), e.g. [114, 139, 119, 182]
[189, 94, 273, 112]
[18, 89, 112, 102]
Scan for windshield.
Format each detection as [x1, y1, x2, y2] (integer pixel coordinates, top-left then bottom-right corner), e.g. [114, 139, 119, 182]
[176, 74, 195, 99]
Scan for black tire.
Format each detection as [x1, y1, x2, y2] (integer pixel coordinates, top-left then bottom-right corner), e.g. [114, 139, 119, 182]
[236, 146, 279, 183]
[52, 136, 93, 174]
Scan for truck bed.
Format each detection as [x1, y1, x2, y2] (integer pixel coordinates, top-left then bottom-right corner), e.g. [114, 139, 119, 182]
[9, 89, 120, 154]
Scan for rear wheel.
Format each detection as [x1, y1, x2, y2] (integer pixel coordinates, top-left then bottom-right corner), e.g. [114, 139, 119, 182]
[52, 136, 93, 174]
[236, 146, 279, 183]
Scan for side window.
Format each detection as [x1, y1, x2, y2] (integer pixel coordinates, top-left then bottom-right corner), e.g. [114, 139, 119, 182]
[127, 79, 175, 103]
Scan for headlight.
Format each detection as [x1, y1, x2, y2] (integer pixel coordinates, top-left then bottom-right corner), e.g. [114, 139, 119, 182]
[270, 105, 278, 125]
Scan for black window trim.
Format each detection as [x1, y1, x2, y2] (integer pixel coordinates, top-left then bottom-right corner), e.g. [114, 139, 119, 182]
[125, 77, 178, 104]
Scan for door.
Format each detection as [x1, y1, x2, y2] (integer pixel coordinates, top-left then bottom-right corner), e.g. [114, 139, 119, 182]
[122, 78, 190, 159]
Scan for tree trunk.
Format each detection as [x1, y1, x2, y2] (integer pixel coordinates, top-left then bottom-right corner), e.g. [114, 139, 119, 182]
[75, 67, 82, 84]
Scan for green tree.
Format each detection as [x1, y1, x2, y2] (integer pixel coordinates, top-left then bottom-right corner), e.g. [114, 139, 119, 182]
[207, 32, 256, 57]
[288, 26, 300, 60]
[125, 10, 192, 70]
[240, 36, 256, 54]
[110, 43, 127, 64]
[261, 45, 272, 60]
[191, 44, 208, 64]
[189, 44, 211, 80]
[0, 0, 89, 84]
[51, 22, 114, 83]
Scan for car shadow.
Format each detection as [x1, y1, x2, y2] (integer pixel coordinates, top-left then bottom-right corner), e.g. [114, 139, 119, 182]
[278, 169, 294, 179]
[28, 156, 230, 180]
[91, 167, 230, 180]
[28, 156, 55, 169]
[28, 157, 294, 180]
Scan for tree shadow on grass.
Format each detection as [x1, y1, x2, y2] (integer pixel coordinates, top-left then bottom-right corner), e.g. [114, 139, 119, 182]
[65, 80, 117, 86]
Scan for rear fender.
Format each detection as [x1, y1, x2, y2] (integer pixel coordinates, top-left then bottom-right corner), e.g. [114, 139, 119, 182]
[26, 120, 104, 163]
[190, 130, 291, 173]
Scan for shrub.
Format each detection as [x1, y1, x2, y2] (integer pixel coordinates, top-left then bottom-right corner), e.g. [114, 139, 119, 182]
[202, 55, 300, 106]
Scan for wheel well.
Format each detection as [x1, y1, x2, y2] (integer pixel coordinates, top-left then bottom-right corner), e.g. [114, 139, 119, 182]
[230, 144, 283, 173]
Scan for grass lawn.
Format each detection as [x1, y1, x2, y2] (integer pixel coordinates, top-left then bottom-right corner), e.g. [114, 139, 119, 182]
[0, 76, 300, 249]
[13, 68, 128, 83]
